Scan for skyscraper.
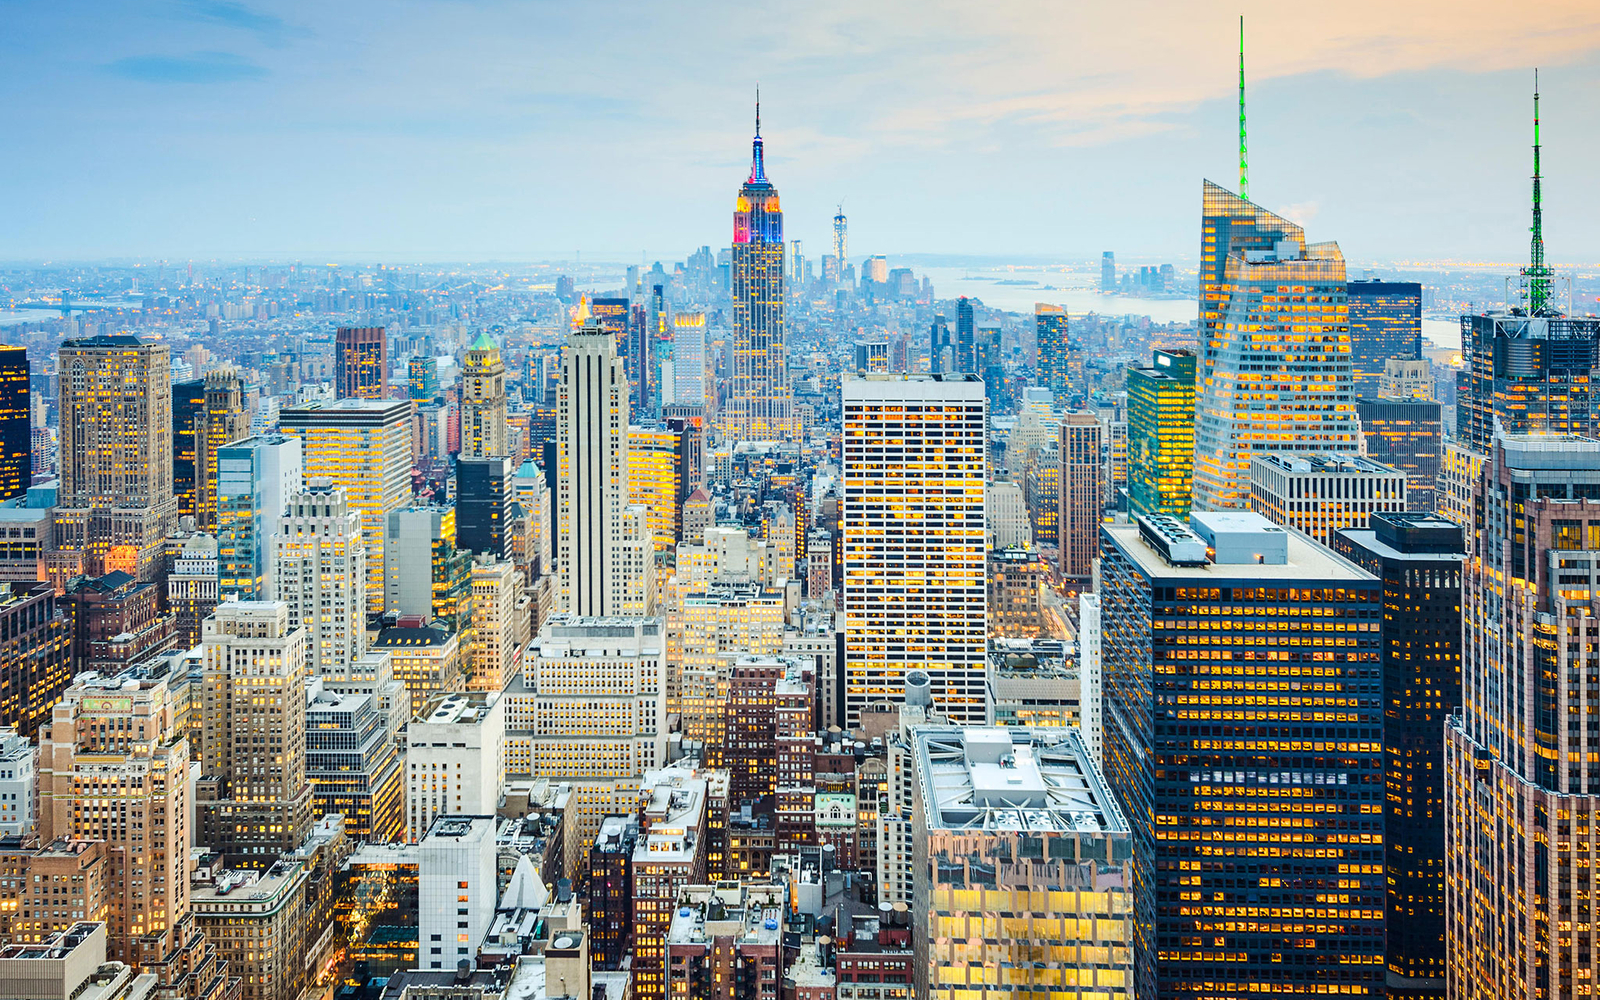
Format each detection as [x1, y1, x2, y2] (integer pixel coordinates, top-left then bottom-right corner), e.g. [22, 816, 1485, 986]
[842, 374, 986, 727]
[1446, 435, 1600, 998]
[408, 355, 439, 400]
[193, 368, 249, 532]
[557, 317, 650, 616]
[723, 102, 795, 442]
[1248, 453, 1408, 548]
[1357, 396, 1444, 513]
[1192, 182, 1360, 509]
[1334, 512, 1462, 998]
[1100, 511, 1384, 997]
[1126, 349, 1196, 518]
[459, 332, 508, 459]
[275, 481, 367, 678]
[197, 601, 314, 867]
[280, 398, 413, 612]
[1058, 412, 1103, 584]
[56, 336, 176, 581]
[456, 455, 514, 558]
[670, 312, 707, 408]
[216, 433, 304, 600]
[0, 346, 31, 502]
[1100, 251, 1116, 292]
[335, 325, 387, 400]
[928, 314, 951, 374]
[955, 296, 975, 374]
[1348, 279, 1422, 398]
[172, 378, 206, 522]
[1034, 303, 1069, 401]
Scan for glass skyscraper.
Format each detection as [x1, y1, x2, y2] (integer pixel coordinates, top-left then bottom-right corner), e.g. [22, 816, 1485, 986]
[723, 107, 795, 442]
[1193, 181, 1361, 510]
[0, 346, 30, 502]
[1347, 280, 1421, 398]
[1100, 510, 1385, 997]
[1356, 397, 1443, 513]
[1127, 349, 1196, 518]
[1034, 303, 1069, 402]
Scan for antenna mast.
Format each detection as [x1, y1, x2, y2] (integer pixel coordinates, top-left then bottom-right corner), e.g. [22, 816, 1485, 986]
[1238, 15, 1249, 200]
[1524, 69, 1553, 314]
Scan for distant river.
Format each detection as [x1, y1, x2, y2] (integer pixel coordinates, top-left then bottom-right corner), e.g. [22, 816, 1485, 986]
[910, 264, 1199, 323]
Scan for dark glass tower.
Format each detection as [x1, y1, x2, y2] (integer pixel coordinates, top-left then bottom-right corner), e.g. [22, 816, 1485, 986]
[955, 296, 975, 373]
[724, 99, 793, 441]
[172, 378, 207, 522]
[1348, 280, 1422, 398]
[0, 346, 30, 502]
[456, 455, 513, 558]
[1034, 304, 1068, 401]
[1100, 511, 1385, 997]
[928, 314, 951, 374]
[335, 325, 387, 400]
[1357, 397, 1443, 513]
[1334, 513, 1462, 999]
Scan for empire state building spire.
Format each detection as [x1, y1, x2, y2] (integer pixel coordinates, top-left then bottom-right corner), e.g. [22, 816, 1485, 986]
[748, 88, 767, 184]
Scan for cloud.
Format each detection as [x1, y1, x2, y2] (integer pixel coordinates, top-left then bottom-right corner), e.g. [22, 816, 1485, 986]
[105, 51, 268, 84]
[177, 1, 307, 46]
[1280, 201, 1322, 227]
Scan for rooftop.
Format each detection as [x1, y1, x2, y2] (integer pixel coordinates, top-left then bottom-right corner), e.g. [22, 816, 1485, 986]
[665, 884, 785, 949]
[1113, 512, 1372, 582]
[912, 727, 1127, 834]
[413, 690, 500, 727]
[1250, 453, 1404, 477]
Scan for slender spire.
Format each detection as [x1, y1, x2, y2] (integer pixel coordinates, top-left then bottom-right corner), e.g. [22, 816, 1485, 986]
[747, 86, 768, 184]
[1238, 15, 1249, 200]
[755, 85, 761, 137]
[1524, 68, 1553, 314]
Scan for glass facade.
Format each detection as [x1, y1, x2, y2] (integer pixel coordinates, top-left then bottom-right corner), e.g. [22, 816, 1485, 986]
[1333, 513, 1462, 996]
[1035, 304, 1069, 402]
[0, 347, 30, 503]
[335, 325, 387, 400]
[1357, 397, 1443, 514]
[1127, 349, 1196, 518]
[1100, 516, 1385, 997]
[1348, 280, 1422, 397]
[1457, 311, 1600, 452]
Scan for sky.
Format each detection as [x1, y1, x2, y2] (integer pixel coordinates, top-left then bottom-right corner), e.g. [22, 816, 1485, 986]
[3, 0, 1600, 264]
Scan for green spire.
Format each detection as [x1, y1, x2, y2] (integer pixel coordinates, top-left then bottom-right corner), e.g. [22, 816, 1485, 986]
[1523, 68, 1554, 314]
[1238, 15, 1248, 201]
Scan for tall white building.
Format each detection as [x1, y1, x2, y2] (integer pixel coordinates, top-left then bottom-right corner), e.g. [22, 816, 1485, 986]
[417, 815, 498, 970]
[406, 691, 506, 841]
[275, 480, 368, 678]
[671, 313, 707, 408]
[986, 480, 1030, 549]
[557, 317, 651, 616]
[842, 373, 987, 727]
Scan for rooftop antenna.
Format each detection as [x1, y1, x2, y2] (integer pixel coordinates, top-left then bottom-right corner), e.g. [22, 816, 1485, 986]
[755, 85, 760, 137]
[1238, 15, 1249, 200]
[1523, 68, 1554, 314]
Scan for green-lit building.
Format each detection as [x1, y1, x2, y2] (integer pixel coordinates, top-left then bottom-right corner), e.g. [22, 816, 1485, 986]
[1126, 350, 1196, 517]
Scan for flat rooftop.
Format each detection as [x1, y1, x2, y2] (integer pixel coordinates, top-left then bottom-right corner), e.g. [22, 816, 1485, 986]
[414, 691, 499, 726]
[913, 727, 1126, 834]
[1106, 517, 1375, 583]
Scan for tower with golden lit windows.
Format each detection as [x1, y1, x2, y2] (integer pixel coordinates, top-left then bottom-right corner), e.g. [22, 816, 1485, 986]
[460, 331, 509, 459]
[723, 101, 796, 442]
[1192, 181, 1360, 510]
[0, 346, 31, 503]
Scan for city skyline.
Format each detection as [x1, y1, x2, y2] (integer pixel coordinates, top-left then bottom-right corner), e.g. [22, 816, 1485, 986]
[3, 3, 1600, 261]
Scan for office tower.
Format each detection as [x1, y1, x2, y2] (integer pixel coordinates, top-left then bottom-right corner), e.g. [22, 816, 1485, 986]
[1358, 397, 1444, 512]
[1248, 453, 1408, 548]
[928, 314, 951, 374]
[406, 691, 505, 840]
[1025, 444, 1060, 547]
[671, 585, 786, 763]
[986, 480, 1030, 548]
[193, 368, 248, 532]
[417, 815, 497, 970]
[1100, 511, 1384, 997]
[590, 296, 630, 349]
[842, 374, 986, 727]
[852, 340, 889, 373]
[375, 620, 462, 715]
[1078, 591, 1104, 767]
[167, 533, 220, 649]
[1058, 412, 1104, 583]
[306, 683, 404, 842]
[408, 355, 439, 400]
[910, 726, 1134, 1000]
[172, 378, 205, 522]
[0, 347, 29, 502]
[833, 204, 848, 276]
[670, 312, 707, 408]
[455, 455, 513, 558]
[466, 559, 522, 692]
[1101, 251, 1116, 292]
[806, 531, 832, 598]
[274, 481, 367, 678]
[662, 405, 705, 494]
[789, 238, 805, 284]
[56, 336, 176, 581]
[216, 433, 303, 600]
[459, 332, 508, 459]
[557, 318, 639, 615]
[1445, 435, 1600, 998]
[1127, 349, 1197, 518]
[1457, 308, 1600, 449]
[1034, 303, 1069, 400]
[986, 546, 1050, 638]
[628, 426, 683, 549]
[506, 616, 666, 840]
[1192, 182, 1361, 509]
[1378, 357, 1434, 401]
[335, 326, 387, 400]
[631, 767, 710, 1000]
[0, 582, 70, 739]
[197, 601, 313, 866]
[190, 859, 310, 1000]
[1334, 513, 1462, 998]
[62, 571, 178, 675]
[38, 672, 231, 999]
[0, 838, 110, 942]
[384, 505, 472, 627]
[279, 398, 412, 611]
[723, 104, 795, 443]
[1348, 279, 1422, 398]
[589, 816, 639, 970]
[955, 296, 975, 373]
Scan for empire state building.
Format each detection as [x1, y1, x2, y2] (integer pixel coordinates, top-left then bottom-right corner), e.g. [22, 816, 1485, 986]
[723, 101, 797, 442]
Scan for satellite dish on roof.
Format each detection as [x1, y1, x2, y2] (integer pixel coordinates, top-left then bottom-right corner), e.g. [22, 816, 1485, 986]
[552, 935, 577, 950]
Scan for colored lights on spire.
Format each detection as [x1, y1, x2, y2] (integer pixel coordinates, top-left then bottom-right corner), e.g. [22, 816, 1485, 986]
[1238, 15, 1248, 201]
[1523, 68, 1554, 314]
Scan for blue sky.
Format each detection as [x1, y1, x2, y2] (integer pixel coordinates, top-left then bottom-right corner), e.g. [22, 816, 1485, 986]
[3, 0, 1599, 263]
